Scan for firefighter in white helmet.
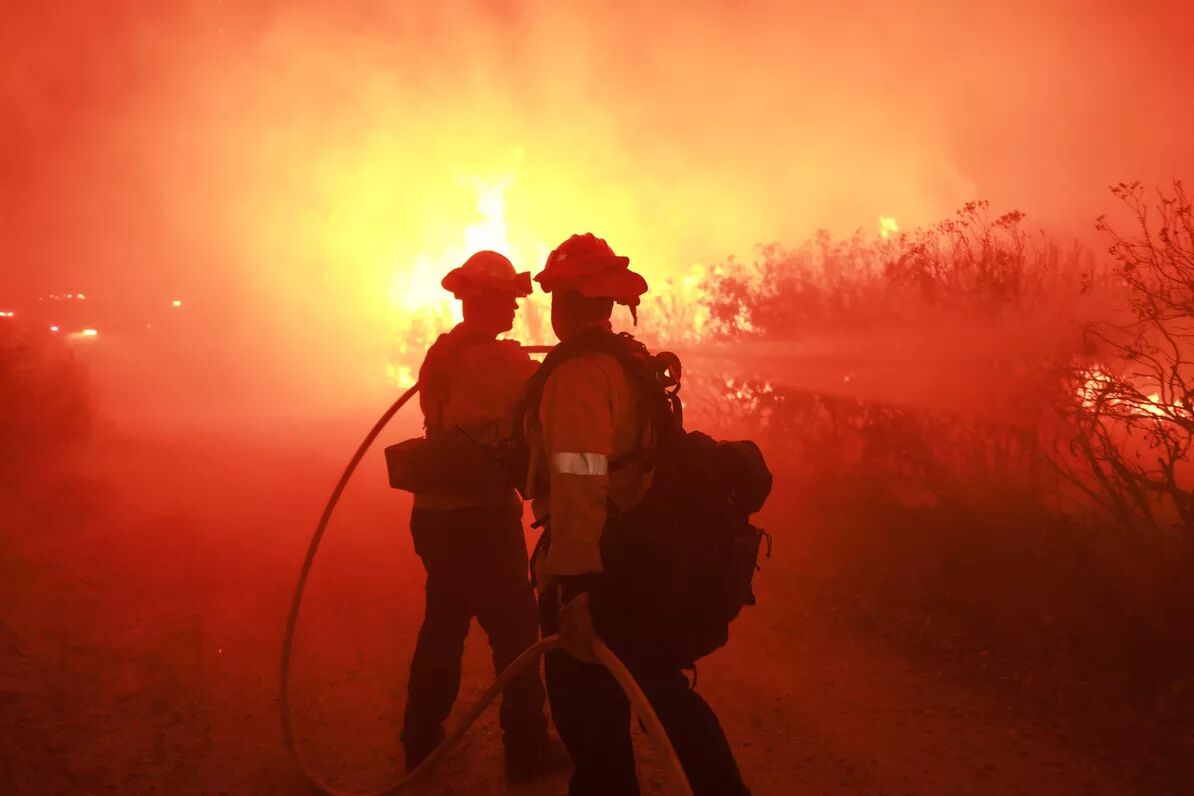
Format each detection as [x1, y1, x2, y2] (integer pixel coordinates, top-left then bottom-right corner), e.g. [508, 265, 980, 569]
[526, 234, 751, 795]
[401, 250, 566, 782]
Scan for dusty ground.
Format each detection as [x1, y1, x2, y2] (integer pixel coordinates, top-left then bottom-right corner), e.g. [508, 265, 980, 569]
[0, 418, 1181, 795]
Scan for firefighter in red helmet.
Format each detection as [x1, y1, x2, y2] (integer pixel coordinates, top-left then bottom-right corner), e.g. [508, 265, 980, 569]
[525, 234, 751, 795]
[401, 250, 566, 782]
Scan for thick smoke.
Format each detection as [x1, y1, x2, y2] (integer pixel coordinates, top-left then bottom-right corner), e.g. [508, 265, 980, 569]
[3, 1, 1193, 412]
[3, 6, 1193, 792]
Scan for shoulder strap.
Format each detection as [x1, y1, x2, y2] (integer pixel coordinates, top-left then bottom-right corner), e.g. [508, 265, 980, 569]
[518, 329, 683, 471]
[419, 326, 493, 432]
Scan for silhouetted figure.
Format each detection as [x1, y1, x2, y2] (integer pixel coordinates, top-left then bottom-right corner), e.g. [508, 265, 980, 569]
[523, 234, 752, 796]
[401, 251, 566, 783]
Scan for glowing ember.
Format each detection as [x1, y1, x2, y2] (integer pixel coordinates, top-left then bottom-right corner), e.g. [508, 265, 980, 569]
[49, 324, 60, 332]
[1077, 364, 1189, 421]
[172, 299, 183, 307]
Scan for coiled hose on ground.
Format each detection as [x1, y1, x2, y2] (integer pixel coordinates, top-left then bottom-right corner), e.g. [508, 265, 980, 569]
[279, 377, 694, 796]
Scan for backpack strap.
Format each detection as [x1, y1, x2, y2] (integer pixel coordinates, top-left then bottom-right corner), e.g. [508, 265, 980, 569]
[419, 326, 494, 433]
[516, 328, 682, 494]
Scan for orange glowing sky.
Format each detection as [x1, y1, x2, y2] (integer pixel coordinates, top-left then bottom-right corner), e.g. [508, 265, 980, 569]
[3, 1, 1193, 401]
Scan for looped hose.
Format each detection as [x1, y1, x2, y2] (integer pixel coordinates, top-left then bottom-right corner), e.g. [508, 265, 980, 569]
[280, 379, 694, 796]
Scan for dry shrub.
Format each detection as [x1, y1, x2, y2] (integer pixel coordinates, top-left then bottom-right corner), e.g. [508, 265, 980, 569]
[695, 200, 1100, 339]
[1052, 181, 1194, 542]
[682, 190, 1194, 743]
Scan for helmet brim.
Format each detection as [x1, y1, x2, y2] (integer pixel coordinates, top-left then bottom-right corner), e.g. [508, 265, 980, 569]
[441, 268, 533, 299]
[536, 261, 647, 305]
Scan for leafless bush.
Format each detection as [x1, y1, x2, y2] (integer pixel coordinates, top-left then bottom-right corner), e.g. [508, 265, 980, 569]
[1049, 182, 1194, 542]
[680, 191, 1194, 724]
[692, 203, 1099, 342]
[698, 233, 891, 338]
[885, 201, 1100, 316]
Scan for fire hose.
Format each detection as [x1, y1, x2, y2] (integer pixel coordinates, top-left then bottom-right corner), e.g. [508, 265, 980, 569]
[279, 372, 696, 796]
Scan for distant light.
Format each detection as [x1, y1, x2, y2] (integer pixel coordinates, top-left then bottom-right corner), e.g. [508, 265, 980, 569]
[76, 293, 86, 300]
[0, 311, 14, 318]
[82, 329, 98, 337]
[171, 299, 182, 308]
[50, 324, 60, 332]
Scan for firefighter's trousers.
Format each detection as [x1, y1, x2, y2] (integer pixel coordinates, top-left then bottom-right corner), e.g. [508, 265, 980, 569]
[403, 504, 548, 765]
[539, 585, 751, 796]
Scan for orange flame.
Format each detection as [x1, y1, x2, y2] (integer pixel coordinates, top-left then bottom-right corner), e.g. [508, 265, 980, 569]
[1077, 364, 1187, 421]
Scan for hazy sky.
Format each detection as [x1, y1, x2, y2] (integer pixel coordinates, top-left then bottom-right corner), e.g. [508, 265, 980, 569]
[3, 1, 1192, 387]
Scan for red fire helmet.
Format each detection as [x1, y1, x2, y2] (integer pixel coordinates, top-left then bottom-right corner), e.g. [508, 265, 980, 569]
[535, 233, 648, 310]
[441, 251, 533, 299]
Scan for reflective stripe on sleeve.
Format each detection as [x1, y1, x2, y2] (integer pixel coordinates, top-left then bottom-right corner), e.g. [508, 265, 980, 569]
[551, 452, 609, 476]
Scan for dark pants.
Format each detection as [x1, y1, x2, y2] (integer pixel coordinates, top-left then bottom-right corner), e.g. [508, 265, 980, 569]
[403, 504, 548, 763]
[540, 585, 751, 796]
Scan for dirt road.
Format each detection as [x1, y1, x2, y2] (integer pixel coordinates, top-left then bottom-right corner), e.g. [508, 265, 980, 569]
[0, 424, 1162, 794]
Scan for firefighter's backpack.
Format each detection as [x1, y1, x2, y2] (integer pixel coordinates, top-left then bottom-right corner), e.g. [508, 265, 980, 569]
[384, 328, 510, 493]
[520, 328, 772, 668]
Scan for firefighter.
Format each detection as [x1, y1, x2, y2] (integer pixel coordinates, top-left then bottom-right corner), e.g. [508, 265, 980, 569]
[528, 233, 751, 795]
[402, 250, 567, 782]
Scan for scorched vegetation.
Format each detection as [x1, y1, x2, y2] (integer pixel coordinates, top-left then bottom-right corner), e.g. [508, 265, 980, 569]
[673, 184, 1194, 764]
